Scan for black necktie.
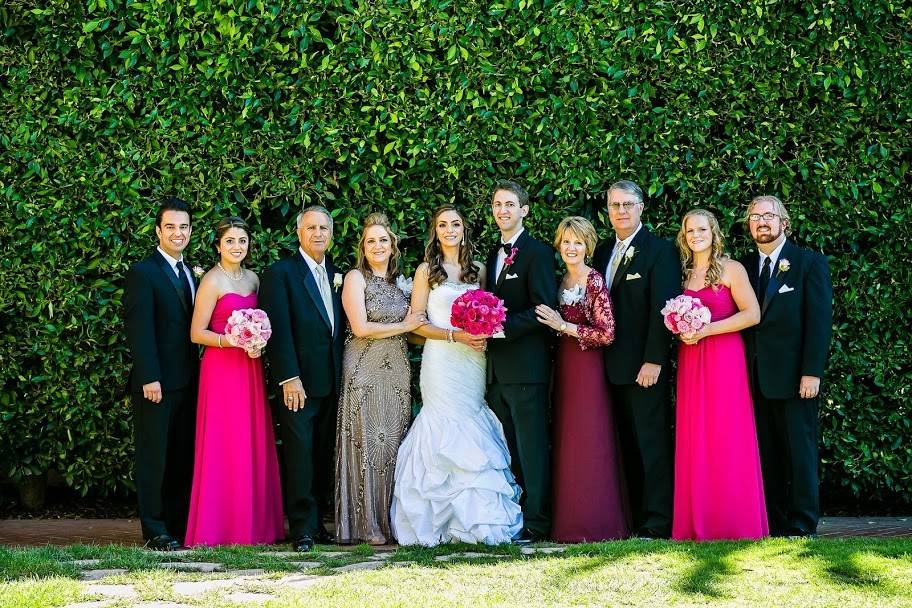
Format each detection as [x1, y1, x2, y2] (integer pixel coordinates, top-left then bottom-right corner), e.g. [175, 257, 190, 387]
[757, 256, 771, 304]
[175, 260, 193, 306]
[502, 242, 513, 255]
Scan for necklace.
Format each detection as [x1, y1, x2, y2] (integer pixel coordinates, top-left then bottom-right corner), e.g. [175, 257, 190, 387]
[217, 262, 243, 281]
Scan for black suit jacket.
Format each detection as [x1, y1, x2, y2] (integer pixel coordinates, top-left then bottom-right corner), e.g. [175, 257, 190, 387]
[485, 230, 558, 384]
[124, 251, 199, 392]
[739, 240, 833, 399]
[259, 251, 345, 398]
[592, 226, 680, 385]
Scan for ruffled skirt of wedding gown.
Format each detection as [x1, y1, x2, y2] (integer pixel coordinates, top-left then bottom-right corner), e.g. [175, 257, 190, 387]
[391, 334, 522, 546]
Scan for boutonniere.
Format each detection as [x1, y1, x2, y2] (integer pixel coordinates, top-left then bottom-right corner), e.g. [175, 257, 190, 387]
[192, 265, 205, 279]
[395, 274, 413, 296]
[777, 259, 790, 274]
[623, 245, 636, 263]
[504, 246, 519, 267]
[333, 273, 343, 290]
[560, 284, 584, 306]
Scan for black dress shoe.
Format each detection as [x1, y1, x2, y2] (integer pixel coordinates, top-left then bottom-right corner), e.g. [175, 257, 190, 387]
[146, 534, 181, 551]
[633, 528, 669, 540]
[511, 528, 542, 545]
[293, 535, 315, 552]
[313, 528, 335, 545]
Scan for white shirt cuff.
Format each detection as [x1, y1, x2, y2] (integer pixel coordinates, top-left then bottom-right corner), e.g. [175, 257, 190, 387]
[492, 331, 505, 339]
[279, 376, 300, 385]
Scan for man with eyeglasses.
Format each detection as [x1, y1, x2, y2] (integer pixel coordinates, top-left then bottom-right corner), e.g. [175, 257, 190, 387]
[592, 180, 679, 539]
[739, 195, 832, 538]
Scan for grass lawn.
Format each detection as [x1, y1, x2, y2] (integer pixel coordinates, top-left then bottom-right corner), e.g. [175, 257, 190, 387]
[1, 538, 911, 607]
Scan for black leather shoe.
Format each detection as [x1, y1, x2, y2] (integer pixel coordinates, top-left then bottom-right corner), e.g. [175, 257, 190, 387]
[511, 528, 542, 545]
[146, 534, 181, 551]
[633, 528, 669, 540]
[313, 528, 335, 545]
[293, 535, 315, 552]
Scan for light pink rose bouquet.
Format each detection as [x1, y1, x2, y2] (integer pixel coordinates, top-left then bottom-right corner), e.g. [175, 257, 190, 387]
[224, 308, 272, 358]
[660, 295, 712, 336]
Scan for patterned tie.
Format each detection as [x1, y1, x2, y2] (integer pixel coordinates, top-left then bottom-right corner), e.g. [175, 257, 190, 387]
[175, 260, 193, 306]
[316, 265, 334, 331]
[607, 241, 628, 286]
[757, 256, 771, 305]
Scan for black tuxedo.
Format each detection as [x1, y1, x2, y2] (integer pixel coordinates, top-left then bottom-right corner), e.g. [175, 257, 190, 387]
[484, 230, 557, 536]
[259, 250, 345, 539]
[124, 250, 198, 541]
[740, 239, 832, 535]
[592, 226, 679, 537]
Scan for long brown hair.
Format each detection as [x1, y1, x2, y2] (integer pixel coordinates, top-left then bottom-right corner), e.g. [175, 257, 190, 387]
[676, 208, 727, 288]
[355, 212, 400, 283]
[424, 204, 478, 288]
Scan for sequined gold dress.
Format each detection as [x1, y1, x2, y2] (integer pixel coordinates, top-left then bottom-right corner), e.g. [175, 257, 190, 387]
[334, 272, 412, 544]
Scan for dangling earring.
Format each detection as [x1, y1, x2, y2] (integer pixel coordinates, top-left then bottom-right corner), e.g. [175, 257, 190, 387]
[462, 234, 466, 245]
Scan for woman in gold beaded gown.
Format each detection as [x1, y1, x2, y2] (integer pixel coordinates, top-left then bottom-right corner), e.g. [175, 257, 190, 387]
[335, 213, 427, 545]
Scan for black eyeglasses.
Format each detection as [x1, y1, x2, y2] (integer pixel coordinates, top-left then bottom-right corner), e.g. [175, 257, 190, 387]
[748, 212, 779, 222]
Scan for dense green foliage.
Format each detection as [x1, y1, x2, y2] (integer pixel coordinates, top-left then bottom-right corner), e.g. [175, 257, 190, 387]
[1, 1, 909, 507]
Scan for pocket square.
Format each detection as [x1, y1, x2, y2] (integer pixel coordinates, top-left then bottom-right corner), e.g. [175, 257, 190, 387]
[505, 273, 519, 280]
[778, 284, 795, 294]
[625, 273, 642, 280]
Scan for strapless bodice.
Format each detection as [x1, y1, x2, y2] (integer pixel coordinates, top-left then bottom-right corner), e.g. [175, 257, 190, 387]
[209, 292, 258, 333]
[426, 282, 480, 329]
[683, 284, 737, 322]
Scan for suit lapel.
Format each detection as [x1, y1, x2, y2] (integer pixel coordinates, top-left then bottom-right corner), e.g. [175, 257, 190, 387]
[761, 240, 794, 316]
[610, 228, 646, 293]
[495, 231, 528, 294]
[326, 259, 344, 339]
[153, 251, 191, 317]
[294, 253, 332, 331]
[486, 248, 499, 293]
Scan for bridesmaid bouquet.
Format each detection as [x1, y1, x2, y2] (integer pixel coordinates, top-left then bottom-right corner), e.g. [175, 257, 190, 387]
[450, 289, 507, 336]
[224, 308, 273, 358]
[661, 295, 712, 335]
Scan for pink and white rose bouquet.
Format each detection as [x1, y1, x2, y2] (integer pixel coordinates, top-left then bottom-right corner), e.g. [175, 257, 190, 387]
[450, 289, 507, 336]
[224, 308, 273, 358]
[660, 294, 712, 336]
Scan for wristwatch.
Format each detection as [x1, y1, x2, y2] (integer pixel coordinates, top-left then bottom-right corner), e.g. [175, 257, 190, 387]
[559, 322, 567, 334]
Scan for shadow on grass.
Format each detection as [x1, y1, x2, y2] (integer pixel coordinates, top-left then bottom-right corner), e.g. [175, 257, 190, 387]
[797, 538, 912, 591]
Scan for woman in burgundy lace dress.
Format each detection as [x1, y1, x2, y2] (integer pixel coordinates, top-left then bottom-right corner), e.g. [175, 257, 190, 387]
[536, 217, 630, 542]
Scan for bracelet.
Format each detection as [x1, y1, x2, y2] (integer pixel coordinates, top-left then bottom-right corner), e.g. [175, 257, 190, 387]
[446, 329, 454, 343]
[218, 335, 223, 348]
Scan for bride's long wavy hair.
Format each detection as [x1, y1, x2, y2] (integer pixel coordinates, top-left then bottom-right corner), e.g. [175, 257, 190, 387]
[676, 208, 728, 289]
[424, 204, 478, 288]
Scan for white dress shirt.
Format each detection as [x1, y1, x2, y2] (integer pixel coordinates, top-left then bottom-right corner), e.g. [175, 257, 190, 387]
[495, 227, 525, 280]
[758, 238, 787, 275]
[605, 222, 643, 284]
[157, 246, 196, 302]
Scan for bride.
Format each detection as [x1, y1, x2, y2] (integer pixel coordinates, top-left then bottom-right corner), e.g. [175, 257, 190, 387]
[391, 204, 523, 546]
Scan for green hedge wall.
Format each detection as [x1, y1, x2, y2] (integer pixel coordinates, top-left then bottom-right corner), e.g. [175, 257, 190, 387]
[1, 1, 910, 507]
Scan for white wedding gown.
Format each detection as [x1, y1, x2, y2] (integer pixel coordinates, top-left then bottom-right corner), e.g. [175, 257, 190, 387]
[391, 282, 523, 546]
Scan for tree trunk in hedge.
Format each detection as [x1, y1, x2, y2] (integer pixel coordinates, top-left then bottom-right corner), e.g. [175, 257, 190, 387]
[17, 474, 47, 510]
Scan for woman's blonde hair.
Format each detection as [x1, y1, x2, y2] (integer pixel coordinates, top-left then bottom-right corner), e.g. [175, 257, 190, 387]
[355, 212, 400, 283]
[676, 208, 727, 288]
[554, 216, 597, 261]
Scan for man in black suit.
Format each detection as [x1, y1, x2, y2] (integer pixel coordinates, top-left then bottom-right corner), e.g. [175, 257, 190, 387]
[124, 197, 198, 551]
[592, 180, 679, 539]
[740, 195, 833, 538]
[485, 180, 558, 543]
[260, 205, 345, 552]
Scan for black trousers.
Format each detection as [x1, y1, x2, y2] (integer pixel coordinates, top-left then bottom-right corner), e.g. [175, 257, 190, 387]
[133, 387, 196, 541]
[487, 382, 551, 536]
[752, 368, 820, 535]
[275, 393, 337, 540]
[610, 380, 673, 537]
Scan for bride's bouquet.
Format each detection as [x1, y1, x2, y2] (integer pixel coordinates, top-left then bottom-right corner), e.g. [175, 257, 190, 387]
[450, 289, 507, 336]
[224, 308, 273, 358]
[660, 294, 712, 335]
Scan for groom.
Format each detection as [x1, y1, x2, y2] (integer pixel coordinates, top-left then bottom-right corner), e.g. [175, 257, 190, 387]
[485, 179, 557, 543]
[740, 195, 832, 537]
[260, 205, 345, 552]
[592, 180, 678, 539]
[124, 196, 198, 551]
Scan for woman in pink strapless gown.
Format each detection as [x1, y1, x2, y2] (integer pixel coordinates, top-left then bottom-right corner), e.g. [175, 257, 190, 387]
[672, 209, 768, 541]
[185, 217, 284, 546]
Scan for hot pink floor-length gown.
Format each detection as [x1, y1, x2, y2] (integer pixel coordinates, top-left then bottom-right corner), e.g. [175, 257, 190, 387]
[185, 292, 285, 546]
[672, 285, 768, 541]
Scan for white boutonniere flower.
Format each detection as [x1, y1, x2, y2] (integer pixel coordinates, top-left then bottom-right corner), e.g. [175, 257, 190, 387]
[333, 273, 343, 290]
[560, 284, 584, 306]
[778, 259, 790, 274]
[624, 246, 635, 263]
[395, 274, 413, 296]
[192, 265, 205, 278]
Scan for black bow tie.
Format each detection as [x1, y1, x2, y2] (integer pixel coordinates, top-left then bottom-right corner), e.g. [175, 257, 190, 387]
[502, 243, 513, 255]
